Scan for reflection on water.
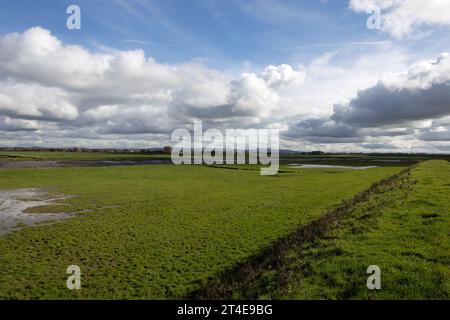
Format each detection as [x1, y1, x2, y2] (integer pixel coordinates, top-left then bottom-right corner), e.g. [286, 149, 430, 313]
[289, 164, 378, 170]
[0, 189, 74, 235]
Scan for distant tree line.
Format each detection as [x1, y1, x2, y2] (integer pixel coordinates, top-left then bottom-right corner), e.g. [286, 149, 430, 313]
[0, 147, 173, 155]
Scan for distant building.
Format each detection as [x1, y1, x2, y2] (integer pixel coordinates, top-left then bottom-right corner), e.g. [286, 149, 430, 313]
[163, 146, 173, 155]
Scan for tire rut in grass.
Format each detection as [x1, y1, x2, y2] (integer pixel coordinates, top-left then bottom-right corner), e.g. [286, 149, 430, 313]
[186, 167, 413, 299]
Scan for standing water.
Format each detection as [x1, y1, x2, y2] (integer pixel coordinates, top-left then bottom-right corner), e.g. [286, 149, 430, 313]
[289, 164, 378, 170]
[0, 189, 74, 235]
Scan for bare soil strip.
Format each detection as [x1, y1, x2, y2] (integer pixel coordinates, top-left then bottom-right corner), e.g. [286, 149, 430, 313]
[187, 167, 412, 299]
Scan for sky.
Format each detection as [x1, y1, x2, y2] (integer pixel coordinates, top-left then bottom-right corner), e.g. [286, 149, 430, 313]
[0, 0, 450, 153]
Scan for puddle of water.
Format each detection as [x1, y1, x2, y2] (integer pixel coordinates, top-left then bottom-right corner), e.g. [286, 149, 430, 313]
[370, 159, 402, 163]
[289, 164, 378, 170]
[0, 188, 75, 235]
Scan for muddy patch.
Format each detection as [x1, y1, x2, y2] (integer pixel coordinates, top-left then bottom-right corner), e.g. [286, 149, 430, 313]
[0, 188, 76, 235]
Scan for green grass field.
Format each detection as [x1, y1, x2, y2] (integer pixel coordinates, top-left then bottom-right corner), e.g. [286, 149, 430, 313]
[0, 162, 401, 299]
[0, 157, 448, 300]
[236, 161, 449, 299]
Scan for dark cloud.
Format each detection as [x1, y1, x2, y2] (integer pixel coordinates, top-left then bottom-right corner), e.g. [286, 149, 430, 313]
[332, 81, 450, 127]
[284, 118, 362, 143]
[284, 118, 415, 144]
[358, 143, 400, 150]
[285, 53, 450, 151]
[332, 53, 450, 127]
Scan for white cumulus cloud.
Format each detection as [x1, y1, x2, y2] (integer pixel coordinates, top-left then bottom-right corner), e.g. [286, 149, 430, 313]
[350, 0, 450, 38]
[0, 27, 306, 137]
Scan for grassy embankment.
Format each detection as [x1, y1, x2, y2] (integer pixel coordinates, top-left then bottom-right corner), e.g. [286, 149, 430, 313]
[209, 161, 449, 299]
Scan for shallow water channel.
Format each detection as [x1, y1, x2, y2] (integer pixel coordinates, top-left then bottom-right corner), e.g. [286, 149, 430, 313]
[289, 164, 379, 170]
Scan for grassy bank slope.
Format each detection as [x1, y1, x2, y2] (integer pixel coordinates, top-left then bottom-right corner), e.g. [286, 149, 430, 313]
[244, 160, 449, 299]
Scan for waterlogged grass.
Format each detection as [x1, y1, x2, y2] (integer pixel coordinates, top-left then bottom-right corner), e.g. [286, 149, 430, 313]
[0, 164, 401, 299]
[255, 160, 449, 300]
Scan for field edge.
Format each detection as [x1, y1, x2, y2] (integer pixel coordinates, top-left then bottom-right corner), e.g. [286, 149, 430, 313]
[187, 166, 413, 299]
